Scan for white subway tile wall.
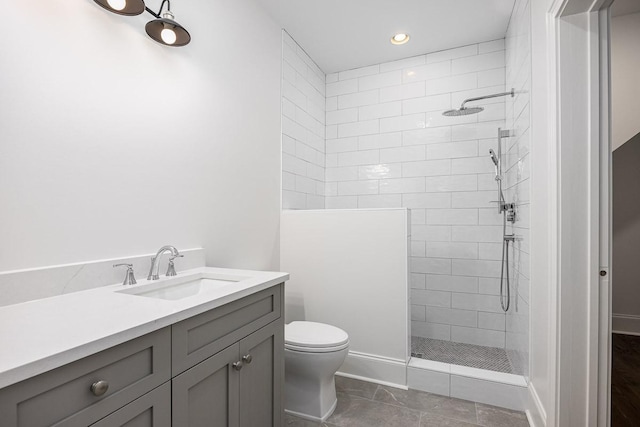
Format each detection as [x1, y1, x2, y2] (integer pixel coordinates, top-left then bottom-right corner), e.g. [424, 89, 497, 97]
[281, 31, 326, 209]
[504, 0, 531, 377]
[324, 40, 510, 348]
[281, 32, 529, 356]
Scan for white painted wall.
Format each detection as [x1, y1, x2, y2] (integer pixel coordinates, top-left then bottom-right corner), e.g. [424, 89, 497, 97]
[280, 209, 409, 385]
[0, 0, 282, 275]
[611, 12, 640, 151]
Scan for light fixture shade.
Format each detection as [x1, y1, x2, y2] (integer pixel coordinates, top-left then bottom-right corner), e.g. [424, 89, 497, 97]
[145, 18, 191, 46]
[94, 0, 145, 16]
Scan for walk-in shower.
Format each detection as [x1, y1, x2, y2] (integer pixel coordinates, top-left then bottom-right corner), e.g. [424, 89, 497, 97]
[409, 90, 522, 373]
[410, 126, 519, 373]
[444, 90, 518, 313]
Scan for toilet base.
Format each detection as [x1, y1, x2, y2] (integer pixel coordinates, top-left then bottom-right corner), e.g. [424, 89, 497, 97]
[284, 398, 338, 422]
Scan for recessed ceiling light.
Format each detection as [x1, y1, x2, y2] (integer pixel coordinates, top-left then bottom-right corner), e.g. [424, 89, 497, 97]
[391, 33, 410, 45]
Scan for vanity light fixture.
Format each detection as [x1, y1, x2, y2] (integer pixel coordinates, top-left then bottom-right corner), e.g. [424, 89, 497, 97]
[94, 0, 145, 16]
[390, 33, 410, 45]
[93, 0, 191, 47]
[145, 7, 191, 47]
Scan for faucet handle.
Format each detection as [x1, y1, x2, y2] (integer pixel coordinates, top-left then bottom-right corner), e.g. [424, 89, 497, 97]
[166, 254, 183, 277]
[113, 263, 133, 268]
[113, 264, 137, 286]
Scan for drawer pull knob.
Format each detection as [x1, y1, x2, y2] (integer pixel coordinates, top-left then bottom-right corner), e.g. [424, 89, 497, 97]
[232, 361, 243, 371]
[90, 380, 109, 396]
[242, 354, 253, 364]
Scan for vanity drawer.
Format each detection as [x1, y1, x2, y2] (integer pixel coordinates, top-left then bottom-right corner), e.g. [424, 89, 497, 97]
[0, 327, 171, 427]
[172, 284, 282, 375]
[90, 382, 171, 427]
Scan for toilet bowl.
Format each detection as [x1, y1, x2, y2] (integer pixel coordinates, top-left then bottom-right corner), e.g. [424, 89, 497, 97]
[284, 321, 349, 422]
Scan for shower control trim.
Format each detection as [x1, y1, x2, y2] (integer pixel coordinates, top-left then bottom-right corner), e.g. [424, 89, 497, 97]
[505, 203, 516, 223]
[490, 201, 516, 222]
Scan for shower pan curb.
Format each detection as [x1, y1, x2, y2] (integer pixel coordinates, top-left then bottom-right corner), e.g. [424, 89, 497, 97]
[407, 357, 527, 411]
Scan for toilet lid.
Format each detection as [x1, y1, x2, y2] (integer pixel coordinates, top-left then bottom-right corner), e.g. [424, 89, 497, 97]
[285, 321, 349, 349]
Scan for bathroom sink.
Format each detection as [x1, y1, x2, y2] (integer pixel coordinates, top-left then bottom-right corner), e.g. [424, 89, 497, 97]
[116, 273, 249, 301]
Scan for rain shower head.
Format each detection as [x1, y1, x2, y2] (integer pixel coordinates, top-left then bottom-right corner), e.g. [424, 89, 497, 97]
[442, 89, 515, 117]
[442, 106, 484, 116]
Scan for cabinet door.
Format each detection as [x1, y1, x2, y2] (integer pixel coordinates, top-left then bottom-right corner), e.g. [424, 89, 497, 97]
[238, 320, 284, 427]
[172, 343, 240, 427]
[90, 383, 170, 427]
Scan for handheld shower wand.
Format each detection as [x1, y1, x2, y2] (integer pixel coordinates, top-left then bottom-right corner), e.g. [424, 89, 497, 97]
[489, 149, 499, 180]
[489, 148, 505, 207]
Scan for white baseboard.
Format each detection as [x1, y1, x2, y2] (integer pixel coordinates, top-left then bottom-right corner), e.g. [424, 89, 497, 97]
[337, 351, 407, 389]
[612, 314, 640, 335]
[526, 382, 547, 427]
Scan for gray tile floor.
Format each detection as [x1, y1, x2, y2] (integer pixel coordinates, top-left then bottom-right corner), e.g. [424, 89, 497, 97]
[411, 336, 514, 374]
[283, 377, 529, 427]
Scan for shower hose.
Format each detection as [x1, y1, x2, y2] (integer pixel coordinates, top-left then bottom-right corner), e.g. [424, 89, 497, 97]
[500, 213, 511, 312]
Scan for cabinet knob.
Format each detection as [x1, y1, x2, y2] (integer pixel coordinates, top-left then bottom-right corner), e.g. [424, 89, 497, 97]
[232, 361, 243, 371]
[90, 380, 109, 396]
[242, 354, 253, 364]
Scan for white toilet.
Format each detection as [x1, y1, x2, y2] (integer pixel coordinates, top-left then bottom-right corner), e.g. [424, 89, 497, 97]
[284, 321, 349, 422]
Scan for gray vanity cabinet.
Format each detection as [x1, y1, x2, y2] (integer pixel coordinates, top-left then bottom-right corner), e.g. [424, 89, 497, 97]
[172, 290, 284, 427]
[172, 322, 283, 427]
[0, 283, 284, 427]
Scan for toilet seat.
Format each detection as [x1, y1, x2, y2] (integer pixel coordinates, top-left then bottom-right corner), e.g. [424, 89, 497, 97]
[285, 321, 349, 353]
[285, 342, 349, 353]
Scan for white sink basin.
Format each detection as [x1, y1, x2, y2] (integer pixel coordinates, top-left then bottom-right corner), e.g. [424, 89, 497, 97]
[116, 273, 249, 301]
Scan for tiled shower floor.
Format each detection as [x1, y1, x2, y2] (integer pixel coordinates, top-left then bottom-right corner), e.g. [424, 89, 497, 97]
[411, 336, 514, 374]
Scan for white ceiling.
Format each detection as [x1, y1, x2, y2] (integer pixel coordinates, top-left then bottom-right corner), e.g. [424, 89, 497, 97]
[255, 0, 516, 74]
[612, 0, 640, 17]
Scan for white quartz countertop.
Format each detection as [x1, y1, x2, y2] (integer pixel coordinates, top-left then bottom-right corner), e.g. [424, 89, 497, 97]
[0, 267, 289, 389]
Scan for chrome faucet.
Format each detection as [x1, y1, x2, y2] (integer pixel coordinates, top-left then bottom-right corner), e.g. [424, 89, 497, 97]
[147, 245, 180, 280]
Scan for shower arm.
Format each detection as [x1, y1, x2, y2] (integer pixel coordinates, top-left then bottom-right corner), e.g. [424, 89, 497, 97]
[459, 89, 515, 110]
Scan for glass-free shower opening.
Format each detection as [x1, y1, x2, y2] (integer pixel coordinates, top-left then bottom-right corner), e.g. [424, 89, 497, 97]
[409, 126, 524, 377]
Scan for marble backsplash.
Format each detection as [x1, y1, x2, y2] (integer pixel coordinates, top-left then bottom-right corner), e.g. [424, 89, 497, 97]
[0, 248, 205, 307]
